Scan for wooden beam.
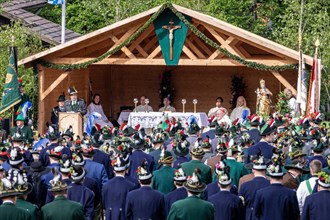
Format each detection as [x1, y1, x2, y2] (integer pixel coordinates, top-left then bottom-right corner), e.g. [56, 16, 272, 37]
[236, 45, 251, 58]
[49, 57, 296, 66]
[125, 25, 154, 58]
[208, 50, 221, 60]
[188, 35, 213, 56]
[19, 6, 161, 67]
[271, 71, 297, 95]
[38, 68, 45, 135]
[40, 72, 69, 101]
[144, 35, 159, 52]
[110, 35, 136, 59]
[185, 38, 206, 59]
[147, 46, 162, 59]
[204, 24, 245, 59]
[182, 8, 314, 65]
[182, 45, 198, 60]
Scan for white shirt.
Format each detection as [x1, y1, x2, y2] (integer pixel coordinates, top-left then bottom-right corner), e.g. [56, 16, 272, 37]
[230, 106, 250, 121]
[217, 114, 231, 126]
[296, 176, 318, 214]
[159, 105, 176, 112]
[208, 107, 228, 117]
[133, 105, 153, 112]
[87, 103, 108, 121]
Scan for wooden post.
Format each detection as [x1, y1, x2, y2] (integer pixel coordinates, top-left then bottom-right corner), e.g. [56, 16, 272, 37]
[11, 106, 14, 128]
[270, 71, 297, 96]
[38, 68, 45, 135]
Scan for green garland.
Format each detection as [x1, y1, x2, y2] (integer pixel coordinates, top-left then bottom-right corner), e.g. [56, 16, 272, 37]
[32, 64, 39, 129]
[169, 6, 298, 71]
[36, 3, 170, 71]
[35, 3, 298, 72]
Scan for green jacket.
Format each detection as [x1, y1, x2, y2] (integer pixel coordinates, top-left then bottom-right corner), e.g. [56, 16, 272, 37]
[11, 125, 34, 145]
[16, 198, 40, 220]
[41, 196, 84, 220]
[181, 160, 212, 184]
[224, 158, 249, 187]
[0, 202, 32, 220]
[167, 195, 214, 220]
[152, 165, 176, 195]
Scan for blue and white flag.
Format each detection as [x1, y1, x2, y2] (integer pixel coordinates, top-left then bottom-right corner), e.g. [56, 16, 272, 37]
[86, 112, 102, 136]
[300, 59, 307, 115]
[21, 101, 32, 119]
[48, 0, 63, 5]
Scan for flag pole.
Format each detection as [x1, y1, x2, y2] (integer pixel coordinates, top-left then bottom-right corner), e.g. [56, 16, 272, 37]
[11, 36, 15, 128]
[306, 38, 320, 116]
[61, 0, 66, 44]
[297, 0, 304, 116]
[11, 106, 14, 128]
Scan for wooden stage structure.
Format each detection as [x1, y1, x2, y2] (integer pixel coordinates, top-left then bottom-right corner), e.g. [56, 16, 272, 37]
[19, 4, 314, 134]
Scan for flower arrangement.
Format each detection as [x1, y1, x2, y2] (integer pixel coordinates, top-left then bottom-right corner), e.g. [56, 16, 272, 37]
[318, 171, 329, 184]
[267, 163, 280, 174]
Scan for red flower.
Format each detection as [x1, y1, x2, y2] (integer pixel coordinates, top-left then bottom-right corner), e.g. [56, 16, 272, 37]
[118, 145, 123, 151]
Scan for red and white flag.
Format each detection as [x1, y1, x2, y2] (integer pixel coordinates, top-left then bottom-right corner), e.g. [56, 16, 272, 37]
[306, 56, 321, 115]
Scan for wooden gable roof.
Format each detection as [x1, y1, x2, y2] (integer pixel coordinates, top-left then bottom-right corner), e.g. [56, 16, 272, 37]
[19, 4, 313, 68]
[1, 0, 80, 45]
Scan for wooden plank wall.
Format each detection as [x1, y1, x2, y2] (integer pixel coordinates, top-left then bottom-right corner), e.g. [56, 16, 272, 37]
[40, 67, 89, 134]
[88, 65, 298, 120]
[40, 65, 297, 133]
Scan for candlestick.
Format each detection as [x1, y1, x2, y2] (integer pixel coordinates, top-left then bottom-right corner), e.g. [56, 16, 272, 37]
[193, 99, 198, 113]
[181, 99, 186, 113]
[133, 98, 138, 112]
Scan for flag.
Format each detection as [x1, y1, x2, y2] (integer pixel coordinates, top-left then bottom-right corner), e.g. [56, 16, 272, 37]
[306, 56, 321, 115]
[17, 101, 32, 119]
[86, 112, 102, 136]
[48, 0, 63, 5]
[300, 59, 307, 114]
[0, 47, 21, 114]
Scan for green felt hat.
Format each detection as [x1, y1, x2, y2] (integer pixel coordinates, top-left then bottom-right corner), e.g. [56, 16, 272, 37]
[15, 114, 25, 121]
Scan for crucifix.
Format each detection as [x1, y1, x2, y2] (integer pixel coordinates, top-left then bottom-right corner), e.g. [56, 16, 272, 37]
[162, 19, 181, 60]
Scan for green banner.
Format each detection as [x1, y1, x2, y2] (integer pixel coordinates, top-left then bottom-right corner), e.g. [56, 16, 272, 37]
[153, 8, 191, 66]
[0, 47, 21, 114]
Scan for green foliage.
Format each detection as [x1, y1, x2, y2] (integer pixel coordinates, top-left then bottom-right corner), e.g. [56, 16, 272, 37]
[268, 0, 330, 106]
[275, 91, 290, 115]
[159, 71, 175, 107]
[230, 75, 247, 110]
[0, 22, 44, 118]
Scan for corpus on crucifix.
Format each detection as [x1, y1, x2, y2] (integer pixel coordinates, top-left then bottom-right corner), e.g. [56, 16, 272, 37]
[162, 19, 181, 60]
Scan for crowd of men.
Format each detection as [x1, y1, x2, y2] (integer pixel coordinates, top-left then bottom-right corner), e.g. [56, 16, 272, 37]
[1, 84, 330, 220]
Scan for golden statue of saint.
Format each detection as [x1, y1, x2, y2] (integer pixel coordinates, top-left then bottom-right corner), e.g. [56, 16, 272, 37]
[256, 79, 272, 117]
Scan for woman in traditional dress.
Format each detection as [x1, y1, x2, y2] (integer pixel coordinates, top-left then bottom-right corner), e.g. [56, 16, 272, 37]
[87, 93, 113, 127]
[230, 96, 250, 121]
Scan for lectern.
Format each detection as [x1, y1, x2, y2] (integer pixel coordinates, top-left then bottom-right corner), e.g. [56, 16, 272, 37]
[58, 112, 82, 138]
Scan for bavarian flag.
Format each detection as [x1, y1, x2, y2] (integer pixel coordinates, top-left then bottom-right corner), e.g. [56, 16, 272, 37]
[0, 47, 21, 113]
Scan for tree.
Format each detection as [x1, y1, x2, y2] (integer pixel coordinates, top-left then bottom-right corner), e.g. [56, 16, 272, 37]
[0, 22, 44, 120]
